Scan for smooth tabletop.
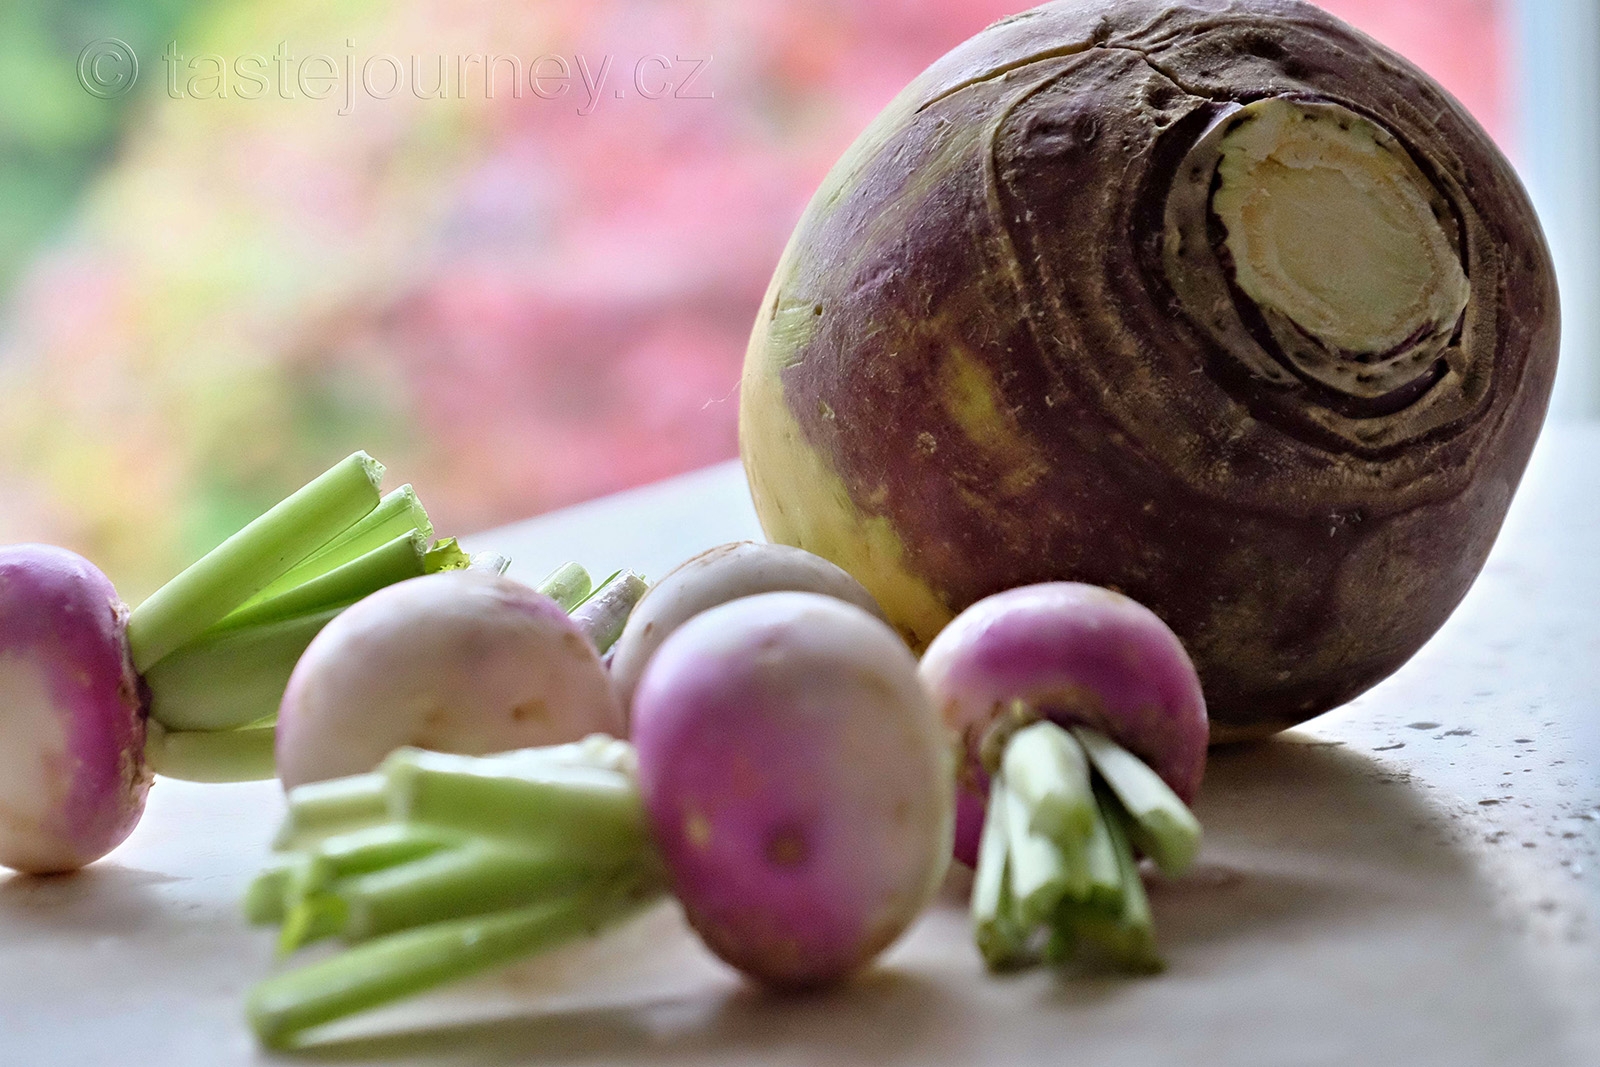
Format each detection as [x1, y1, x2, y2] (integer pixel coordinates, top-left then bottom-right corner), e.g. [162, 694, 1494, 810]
[1, 425, 1596, 1066]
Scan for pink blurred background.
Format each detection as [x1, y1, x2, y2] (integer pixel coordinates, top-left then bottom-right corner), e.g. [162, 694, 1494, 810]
[0, 0, 1513, 596]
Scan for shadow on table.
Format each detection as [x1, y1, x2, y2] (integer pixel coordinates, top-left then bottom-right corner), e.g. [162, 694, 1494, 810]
[1149, 735, 1482, 953]
[0, 862, 182, 937]
[292, 967, 959, 1065]
[281, 737, 1515, 1063]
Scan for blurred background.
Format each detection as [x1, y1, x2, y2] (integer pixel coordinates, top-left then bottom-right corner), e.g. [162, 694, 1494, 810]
[0, 0, 1593, 598]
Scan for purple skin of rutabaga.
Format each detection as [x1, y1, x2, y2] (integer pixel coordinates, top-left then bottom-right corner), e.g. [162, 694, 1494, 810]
[631, 591, 952, 988]
[0, 545, 150, 874]
[919, 583, 1207, 867]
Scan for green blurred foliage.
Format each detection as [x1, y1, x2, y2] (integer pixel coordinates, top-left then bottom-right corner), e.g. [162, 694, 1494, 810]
[0, 0, 201, 295]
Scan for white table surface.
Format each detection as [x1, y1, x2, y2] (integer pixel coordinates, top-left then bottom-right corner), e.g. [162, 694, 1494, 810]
[2, 425, 1595, 1066]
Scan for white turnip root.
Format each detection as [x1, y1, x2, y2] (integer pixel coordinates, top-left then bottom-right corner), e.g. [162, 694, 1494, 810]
[245, 593, 952, 1047]
[275, 570, 624, 790]
[0, 546, 148, 873]
[920, 582, 1207, 971]
[632, 591, 951, 987]
[608, 541, 885, 714]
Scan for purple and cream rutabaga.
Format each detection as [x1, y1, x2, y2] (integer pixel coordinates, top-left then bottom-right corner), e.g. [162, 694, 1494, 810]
[741, 0, 1558, 740]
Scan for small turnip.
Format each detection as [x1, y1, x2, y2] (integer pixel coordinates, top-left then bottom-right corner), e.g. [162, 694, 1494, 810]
[632, 591, 951, 987]
[0, 453, 465, 873]
[608, 541, 885, 713]
[275, 570, 626, 790]
[920, 582, 1207, 971]
[244, 592, 952, 1047]
[0, 546, 148, 874]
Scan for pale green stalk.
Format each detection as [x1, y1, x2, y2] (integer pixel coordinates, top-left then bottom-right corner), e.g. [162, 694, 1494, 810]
[535, 561, 592, 611]
[144, 607, 344, 733]
[128, 452, 384, 671]
[144, 722, 277, 782]
[1072, 725, 1202, 876]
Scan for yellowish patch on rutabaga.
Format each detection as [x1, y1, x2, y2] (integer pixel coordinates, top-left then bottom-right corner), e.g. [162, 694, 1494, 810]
[740, 305, 953, 649]
[765, 298, 822, 368]
[1212, 98, 1469, 355]
[937, 345, 1051, 495]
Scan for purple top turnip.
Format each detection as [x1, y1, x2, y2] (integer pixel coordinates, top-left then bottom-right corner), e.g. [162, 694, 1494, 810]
[244, 592, 953, 1047]
[920, 582, 1207, 971]
[0, 546, 148, 874]
[632, 591, 951, 987]
[275, 570, 625, 790]
[608, 541, 886, 715]
[0, 452, 474, 873]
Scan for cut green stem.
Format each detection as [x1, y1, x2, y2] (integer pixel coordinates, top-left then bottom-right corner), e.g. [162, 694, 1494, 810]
[1093, 786, 1162, 971]
[570, 570, 649, 653]
[1079, 790, 1125, 912]
[467, 550, 512, 575]
[144, 606, 345, 733]
[1002, 772, 1078, 926]
[249, 825, 465, 926]
[1072, 725, 1202, 876]
[144, 721, 277, 782]
[128, 452, 385, 671]
[210, 533, 432, 634]
[240, 484, 432, 609]
[308, 824, 463, 877]
[383, 749, 648, 862]
[274, 773, 392, 850]
[536, 562, 592, 612]
[422, 538, 470, 574]
[337, 842, 640, 943]
[972, 778, 1028, 969]
[1002, 720, 1096, 845]
[1052, 790, 1162, 973]
[248, 882, 659, 1049]
[246, 859, 300, 925]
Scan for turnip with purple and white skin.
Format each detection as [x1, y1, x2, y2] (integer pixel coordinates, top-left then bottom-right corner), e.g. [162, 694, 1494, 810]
[0, 546, 148, 874]
[632, 591, 951, 987]
[275, 570, 626, 791]
[920, 582, 1207, 971]
[244, 591, 953, 1047]
[608, 540, 885, 715]
[0, 452, 473, 874]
